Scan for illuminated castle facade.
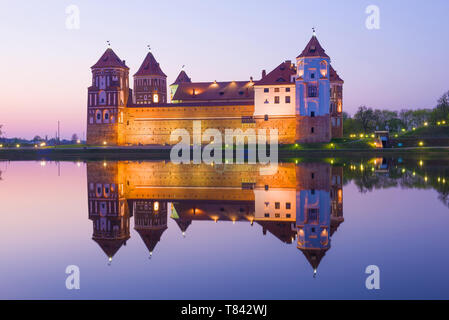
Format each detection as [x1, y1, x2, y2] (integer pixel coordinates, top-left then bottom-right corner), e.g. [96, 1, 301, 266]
[87, 33, 343, 145]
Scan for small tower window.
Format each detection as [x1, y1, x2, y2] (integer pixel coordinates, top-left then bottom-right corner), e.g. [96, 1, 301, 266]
[311, 111, 315, 117]
[264, 88, 269, 93]
[264, 114, 269, 121]
[311, 127, 315, 133]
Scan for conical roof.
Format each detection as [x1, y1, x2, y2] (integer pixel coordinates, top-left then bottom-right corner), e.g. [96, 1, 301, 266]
[135, 227, 167, 253]
[91, 48, 128, 69]
[297, 35, 329, 59]
[134, 51, 167, 77]
[172, 70, 192, 84]
[299, 248, 328, 270]
[93, 237, 128, 258]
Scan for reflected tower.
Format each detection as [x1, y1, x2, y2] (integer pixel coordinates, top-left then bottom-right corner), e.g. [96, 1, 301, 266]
[296, 163, 332, 276]
[132, 200, 168, 256]
[87, 162, 130, 262]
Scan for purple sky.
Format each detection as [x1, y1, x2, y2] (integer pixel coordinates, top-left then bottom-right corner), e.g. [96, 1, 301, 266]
[1, 0, 448, 139]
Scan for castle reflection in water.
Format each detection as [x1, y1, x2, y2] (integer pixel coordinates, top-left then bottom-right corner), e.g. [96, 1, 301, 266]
[88, 162, 343, 274]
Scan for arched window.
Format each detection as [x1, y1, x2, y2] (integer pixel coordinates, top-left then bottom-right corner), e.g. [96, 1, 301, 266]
[320, 60, 328, 77]
[95, 110, 102, 123]
[103, 110, 109, 123]
[98, 91, 106, 105]
[153, 94, 159, 103]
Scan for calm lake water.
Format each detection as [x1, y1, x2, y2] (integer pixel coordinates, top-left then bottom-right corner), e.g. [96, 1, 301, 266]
[0, 158, 448, 299]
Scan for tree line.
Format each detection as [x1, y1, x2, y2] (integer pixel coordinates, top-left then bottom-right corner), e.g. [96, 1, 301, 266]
[344, 90, 449, 134]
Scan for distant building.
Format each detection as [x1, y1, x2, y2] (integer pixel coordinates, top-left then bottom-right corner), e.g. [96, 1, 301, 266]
[86, 32, 343, 145]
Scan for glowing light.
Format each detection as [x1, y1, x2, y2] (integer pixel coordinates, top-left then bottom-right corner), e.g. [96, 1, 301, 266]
[103, 141, 107, 145]
[424, 176, 428, 182]
[437, 122, 441, 126]
[412, 127, 416, 131]
[153, 94, 159, 103]
[419, 141, 424, 146]
[424, 122, 428, 126]
[77, 162, 81, 167]
[76, 139, 81, 144]
[443, 121, 446, 125]
[40, 142, 46, 147]
[153, 201, 159, 211]
[402, 168, 406, 173]
[401, 128, 406, 132]
[40, 161, 46, 166]
[34, 144, 37, 148]
[360, 164, 364, 171]
[360, 134, 364, 138]
[371, 134, 375, 138]
[0, 144, 3, 148]
[103, 162, 107, 167]
[295, 144, 299, 148]
[16, 144, 20, 148]
[419, 160, 423, 167]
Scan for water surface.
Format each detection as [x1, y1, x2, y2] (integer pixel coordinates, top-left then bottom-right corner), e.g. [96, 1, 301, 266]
[0, 158, 448, 299]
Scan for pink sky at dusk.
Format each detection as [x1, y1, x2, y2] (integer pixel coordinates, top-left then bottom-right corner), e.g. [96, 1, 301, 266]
[0, 0, 448, 139]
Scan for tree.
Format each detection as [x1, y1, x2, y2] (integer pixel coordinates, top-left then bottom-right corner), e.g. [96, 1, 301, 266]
[0, 124, 3, 137]
[354, 106, 376, 133]
[431, 91, 449, 123]
[33, 135, 42, 141]
[71, 133, 79, 142]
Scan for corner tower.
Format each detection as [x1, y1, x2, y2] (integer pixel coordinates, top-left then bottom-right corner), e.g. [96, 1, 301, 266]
[295, 32, 331, 143]
[133, 51, 167, 104]
[87, 48, 129, 145]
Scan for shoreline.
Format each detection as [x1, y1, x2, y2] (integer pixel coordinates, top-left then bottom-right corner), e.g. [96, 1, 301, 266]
[1, 145, 448, 161]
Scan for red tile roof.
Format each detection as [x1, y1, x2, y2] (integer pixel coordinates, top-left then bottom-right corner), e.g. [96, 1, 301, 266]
[172, 70, 191, 84]
[297, 35, 330, 59]
[134, 51, 167, 77]
[329, 65, 343, 83]
[255, 61, 296, 86]
[172, 80, 254, 102]
[91, 48, 128, 69]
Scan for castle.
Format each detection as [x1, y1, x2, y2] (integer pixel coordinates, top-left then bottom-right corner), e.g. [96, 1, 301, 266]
[86, 32, 343, 146]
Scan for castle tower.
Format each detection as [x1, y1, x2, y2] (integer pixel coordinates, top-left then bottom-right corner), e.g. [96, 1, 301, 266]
[330, 66, 344, 138]
[87, 48, 129, 145]
[169, 70, 191, 101]
[133, 51, 167, 104]
[87, 162, 130, 262]
[295, 32, 331, 143]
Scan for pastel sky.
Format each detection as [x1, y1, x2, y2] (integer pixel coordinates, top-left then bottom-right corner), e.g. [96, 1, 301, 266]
[1, 0, 448, 139]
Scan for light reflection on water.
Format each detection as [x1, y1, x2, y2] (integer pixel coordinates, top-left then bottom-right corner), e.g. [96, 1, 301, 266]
[0, 158, 448, 299]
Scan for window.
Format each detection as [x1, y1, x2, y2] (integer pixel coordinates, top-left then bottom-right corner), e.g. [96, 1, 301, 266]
[311, 111, 315, 117]
[285, 96, 291, 103]
[311, 189, 315, 195]
[264, 213, 270, 218]
[264, 115, 269, 121]
[286, 87, 290, 92]
[104, 112, 109, 120]
[264, 99, 269, 104]
[274, 88, 280, 93]
[311, 73, 315, 79]
[274, 96, 280, 104]
[275, 213, 280, 218]
[311, 127, 314, 134]
[311, 172, 315, 179]
[153, 94, 159, 103]
[264, 88, 269, 93]
[264, 184, 269, 190]
[286, 202, 291, 210]
[286, 214, 291, 218]
[275, 202, 280, 209]
[308, 86, 317, 97]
